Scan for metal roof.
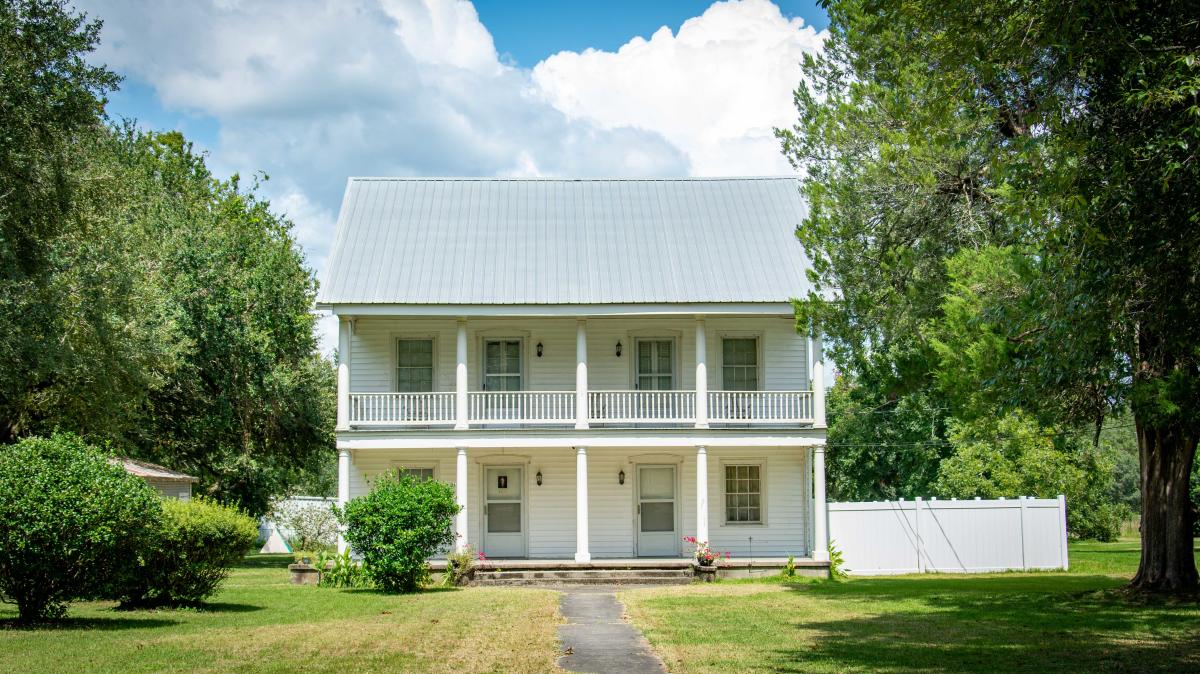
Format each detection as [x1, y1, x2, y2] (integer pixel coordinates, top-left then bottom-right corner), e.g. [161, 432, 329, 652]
[111, 458, 198, 482]
[317, 177, 813, 306]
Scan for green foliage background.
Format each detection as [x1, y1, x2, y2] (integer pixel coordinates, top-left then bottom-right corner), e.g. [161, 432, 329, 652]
[0, 0, 334, 513]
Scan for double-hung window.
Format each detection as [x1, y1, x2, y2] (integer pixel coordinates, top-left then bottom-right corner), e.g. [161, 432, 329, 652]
[483, 340, 522, 391]
[635, 339, 674, 390]
[398, 467, 435, 481]
[722, 338, 759, 391]
[396, 339, 434, 392]
[724, 464, 763, 524]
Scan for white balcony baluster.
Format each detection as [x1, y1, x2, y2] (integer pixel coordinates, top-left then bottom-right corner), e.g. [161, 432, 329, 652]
[468, 391, 577, 425]
[587, 390, 696, 424]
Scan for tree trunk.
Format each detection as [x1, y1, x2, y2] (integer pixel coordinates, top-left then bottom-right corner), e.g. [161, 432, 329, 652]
[1131, 417, 1198, 592]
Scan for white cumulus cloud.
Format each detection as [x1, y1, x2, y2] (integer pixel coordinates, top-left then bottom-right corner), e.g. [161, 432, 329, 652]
[532, 0, 826, 175]
[78, 0, 825, 349]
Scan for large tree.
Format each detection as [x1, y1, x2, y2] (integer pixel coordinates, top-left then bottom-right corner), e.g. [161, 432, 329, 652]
[781, 0, 1198, 591]
[0, 0, 172, 441]
[0, 0, 334, 514]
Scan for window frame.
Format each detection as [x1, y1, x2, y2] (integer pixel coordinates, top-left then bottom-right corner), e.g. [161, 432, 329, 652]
[633, 337, 679, 391]
[392, 336, 438, 393]
[391, 462, 439, 482]
[480, 336, 526, 392]
[719, 334, 763, 391]
[720, 459, 767, 526]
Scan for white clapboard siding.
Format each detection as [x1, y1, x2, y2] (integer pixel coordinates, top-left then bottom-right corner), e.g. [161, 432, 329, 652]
[828, 497, 1069, 575]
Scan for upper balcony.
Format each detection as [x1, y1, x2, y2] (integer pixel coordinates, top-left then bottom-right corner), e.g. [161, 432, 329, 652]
[347, 389, 816, 428]
[335, 315, 827, 432]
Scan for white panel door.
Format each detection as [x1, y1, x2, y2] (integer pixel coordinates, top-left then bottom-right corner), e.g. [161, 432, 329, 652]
[483, 466, 525, 558]
[637, 465, 678, 557]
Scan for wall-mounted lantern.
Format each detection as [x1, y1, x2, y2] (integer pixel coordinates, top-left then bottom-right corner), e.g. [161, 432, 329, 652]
[615, 341, 623, 357]
[536, 342, 544, 357]
[536, 470, 543, 486]
[618, 469, 625, 485]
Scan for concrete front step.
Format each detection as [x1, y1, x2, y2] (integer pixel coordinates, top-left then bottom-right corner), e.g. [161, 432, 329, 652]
[473, 568, 693, 586]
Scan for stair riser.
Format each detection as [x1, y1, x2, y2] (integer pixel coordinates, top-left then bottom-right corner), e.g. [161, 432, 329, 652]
[480, 571, 691, 580]
[473, 577, 692, 587]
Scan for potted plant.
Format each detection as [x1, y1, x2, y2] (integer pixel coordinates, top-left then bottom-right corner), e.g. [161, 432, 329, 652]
[684, 536, 729, 582]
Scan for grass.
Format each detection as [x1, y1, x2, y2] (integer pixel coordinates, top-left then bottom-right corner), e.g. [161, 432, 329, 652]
[621, 537, 1200, 673]
[0, 554, 561, 673]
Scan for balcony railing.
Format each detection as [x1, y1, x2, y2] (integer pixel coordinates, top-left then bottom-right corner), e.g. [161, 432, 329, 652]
[469, 391, 576, 425]
[707, 391, 814, 424]
[349, 392, 456, 426]
[346, 390, 815, 428]
[588, 390, 696, 424]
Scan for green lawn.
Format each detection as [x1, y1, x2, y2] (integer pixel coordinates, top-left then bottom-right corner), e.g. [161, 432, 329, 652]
[621, 537, 1200, 673]
[0, 554, 561, 673]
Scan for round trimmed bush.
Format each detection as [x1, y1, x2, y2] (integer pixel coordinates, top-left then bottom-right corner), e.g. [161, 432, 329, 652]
[338, 473, 459, 593]
[117, 497, 259, 607]
[0, 434, 161, 622]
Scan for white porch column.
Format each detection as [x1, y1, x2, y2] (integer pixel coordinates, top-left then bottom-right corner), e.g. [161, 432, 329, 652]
[455, 319, 468, 430]
[694, 318, 708, 429]
[696, 446, 710, 542]
[337, 449, 351, 553]
[454, 447, 468, 552]
[336, 317, 352, 430]
[574, 446, 591, 562]
[575, 319, 589, 430]
[812, 445, 830, 561]
[811, 331, 827, 427]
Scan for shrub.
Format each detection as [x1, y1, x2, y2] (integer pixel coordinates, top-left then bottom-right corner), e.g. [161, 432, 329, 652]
[118, 497, 258, 607]
[444, 545, 483, 586]
[337, 473, 459, 593]
[828, 541, 848, 580]
[270, 498, 338, 552]
[0, 434, 161, 622]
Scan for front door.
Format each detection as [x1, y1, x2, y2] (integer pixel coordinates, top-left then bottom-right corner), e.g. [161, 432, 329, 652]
[483, 466, 525, 558]
[636, 465, 678, 556]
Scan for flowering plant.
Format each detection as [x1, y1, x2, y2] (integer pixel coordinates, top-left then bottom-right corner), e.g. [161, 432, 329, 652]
[683, 536, 730, 567]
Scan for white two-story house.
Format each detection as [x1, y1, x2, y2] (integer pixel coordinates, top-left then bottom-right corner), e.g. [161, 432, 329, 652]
[318, 177, 830, 571]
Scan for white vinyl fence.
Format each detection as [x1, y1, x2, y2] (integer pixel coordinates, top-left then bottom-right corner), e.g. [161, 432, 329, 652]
[828, 496, 1069, 575]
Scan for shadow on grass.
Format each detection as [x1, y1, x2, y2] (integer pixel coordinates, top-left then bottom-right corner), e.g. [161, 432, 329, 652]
[0, 616, 180, 631]
[769, 574, 1200, 673]
[341, 585, 462, 596]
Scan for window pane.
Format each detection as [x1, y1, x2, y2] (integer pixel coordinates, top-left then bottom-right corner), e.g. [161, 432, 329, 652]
[658, 341, 672, 372]
[487, 503, 521, 533]
[724, 464, 762, 523]
[639, 467, 674, 500]
[638, 342, 652, 372]
[641, 502, 674, 532]
[487, 468, 522, 499]
[400, 467, 434, 481]
[486, 342, 501, 370]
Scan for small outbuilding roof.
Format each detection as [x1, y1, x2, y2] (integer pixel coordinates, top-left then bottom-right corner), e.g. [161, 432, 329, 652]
[317, 177, 814, 307]
[111, 457, 198, 483]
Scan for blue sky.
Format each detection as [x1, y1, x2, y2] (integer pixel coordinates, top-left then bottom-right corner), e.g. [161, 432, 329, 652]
[83, 0, 828, 348]
[472, 0, 827, 65]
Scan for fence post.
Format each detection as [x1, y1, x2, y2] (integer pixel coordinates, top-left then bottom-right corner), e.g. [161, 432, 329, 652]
[1058, 494, 1070, 570]
[1018, 496, 1028, 571]
[914, 496, 925, 573]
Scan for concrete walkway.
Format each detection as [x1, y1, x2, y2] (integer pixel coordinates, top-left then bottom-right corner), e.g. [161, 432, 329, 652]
[557, 587, 667, 674]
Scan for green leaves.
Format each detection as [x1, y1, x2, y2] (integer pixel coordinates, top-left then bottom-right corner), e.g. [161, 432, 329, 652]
[338, 472, 460, 593]
[0, 433, 161, 621]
